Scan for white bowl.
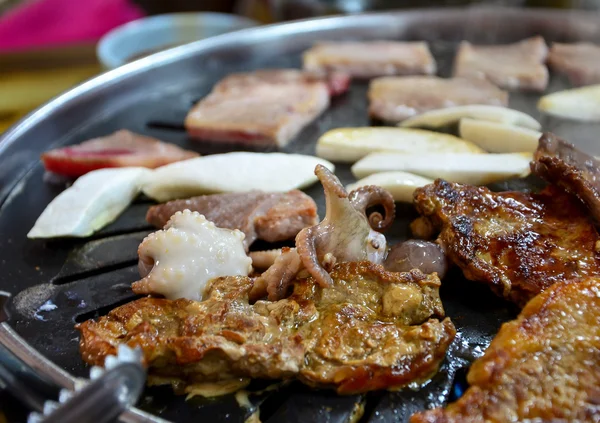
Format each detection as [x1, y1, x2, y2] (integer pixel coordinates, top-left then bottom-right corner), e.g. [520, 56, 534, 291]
[97, 12, 258, 69]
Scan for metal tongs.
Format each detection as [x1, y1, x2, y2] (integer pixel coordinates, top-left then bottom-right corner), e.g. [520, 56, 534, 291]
[0, 291, 168, 423]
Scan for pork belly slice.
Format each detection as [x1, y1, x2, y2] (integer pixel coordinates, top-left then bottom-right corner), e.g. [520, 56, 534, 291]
[368, 76, 508, 123]
[185, 81, 330, 147]
[214, 69, 351, 96]
[411, 277, 600, 423]
[548, 42, 600, 86]
[453, 36, 549, 92]
[41, 130, 198, 177]
[146, 190, 318, 249]
[303, 41, 436, 79]
[77, 262, 455, 395]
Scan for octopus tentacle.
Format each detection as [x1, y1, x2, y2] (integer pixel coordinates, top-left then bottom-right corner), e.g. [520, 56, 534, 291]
[315, 164, 347, 198]
[296, 226, 334, 288]
[249, 248, 282, 270]
[250, 248, 303, 301]
[348, 186, 396, 232]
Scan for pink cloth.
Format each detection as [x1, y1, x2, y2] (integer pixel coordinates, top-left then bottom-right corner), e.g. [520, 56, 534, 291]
[0, 0, 145, 52]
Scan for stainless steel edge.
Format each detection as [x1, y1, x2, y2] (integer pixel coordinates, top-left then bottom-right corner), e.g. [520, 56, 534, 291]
[0, 323, 76, 390]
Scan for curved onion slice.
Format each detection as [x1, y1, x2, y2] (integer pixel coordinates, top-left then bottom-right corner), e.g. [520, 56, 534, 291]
[28, 167, 151, 238]
[347, 171, 433, 203]
[351, 152, 532, 185]
[316, 127, 484, 163]
[399, 105, 541, 130]
[538, 84, 600, 121]
[143, 152, 335, 202]
[459, 118, 542, 153]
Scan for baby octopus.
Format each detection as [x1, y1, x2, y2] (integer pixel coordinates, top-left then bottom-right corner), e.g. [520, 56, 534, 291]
[251, 165, 395, 300]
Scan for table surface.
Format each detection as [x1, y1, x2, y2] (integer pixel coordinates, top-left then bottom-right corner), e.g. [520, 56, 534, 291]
[0, 44, 102, 134]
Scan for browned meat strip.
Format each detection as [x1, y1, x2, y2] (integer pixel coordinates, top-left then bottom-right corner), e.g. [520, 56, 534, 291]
[303, 41, 436, 79]
[453, 36, 549, 92]
[532, 132, 600, 224]
[548, 42, 600, 86]
[185, 70, 333, 146]
[77, 261, 455, 395]
[368, 76, 508, 123]
[146, 190, 318, 249]
[411, 277, 600, 423]
[413, 179, 600, 306]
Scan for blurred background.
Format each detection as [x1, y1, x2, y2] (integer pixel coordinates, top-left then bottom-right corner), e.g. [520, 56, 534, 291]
[0, 0, 596, 135]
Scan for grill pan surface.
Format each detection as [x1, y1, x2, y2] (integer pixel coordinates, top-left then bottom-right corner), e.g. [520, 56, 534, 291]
[2, 7, 600, 422]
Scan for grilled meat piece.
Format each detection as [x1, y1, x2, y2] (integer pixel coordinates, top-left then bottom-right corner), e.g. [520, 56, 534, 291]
[532, 132, 600, 224]
[146, 190, 318, 249]
[548, 42, 600, 86]
[41, 130, 198, 177]
[411, 277, 600, 423]
[453, 36, 549, 92]
[77, 261, 456, 395]
[214, 69, 351, 96]
[413, 180, 600, 306]
[303, 41, 436, 79]
[185, 70, 332, 146]
[368, 76, 508, 123]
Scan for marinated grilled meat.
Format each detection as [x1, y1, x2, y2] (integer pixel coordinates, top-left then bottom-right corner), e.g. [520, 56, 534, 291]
[368, 76, 508, 123]
[532, 132, 600, 224]
[77, 261, 456, 395]
[146, 190, 318, 249]
[453, 36, 549, 92]
[303, 41, 436, 79]
[411, 277, 600, 423]
[41, 130, 198, 177]
[548, 42, 600, 86]
[185, 70, 333, 146]
[413, 180, 600, 306]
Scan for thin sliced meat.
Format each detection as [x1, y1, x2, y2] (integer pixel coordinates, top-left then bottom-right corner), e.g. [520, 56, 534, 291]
[41, 130, 199, 177]
[146, 190, 318, 249]
[548, 42, 600, 86]
[303, 41, 436, 79]
[411, 277, 600, 423]
[368, 76, 508, 123]
[214, 69, 350, 96]
[453, 36, 549, 92]
[185, 80, 329, 147]
[532, 132, 600, 224]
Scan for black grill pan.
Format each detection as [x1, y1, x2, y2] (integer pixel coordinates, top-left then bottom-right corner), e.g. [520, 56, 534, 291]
[1, 7, 600, 422]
